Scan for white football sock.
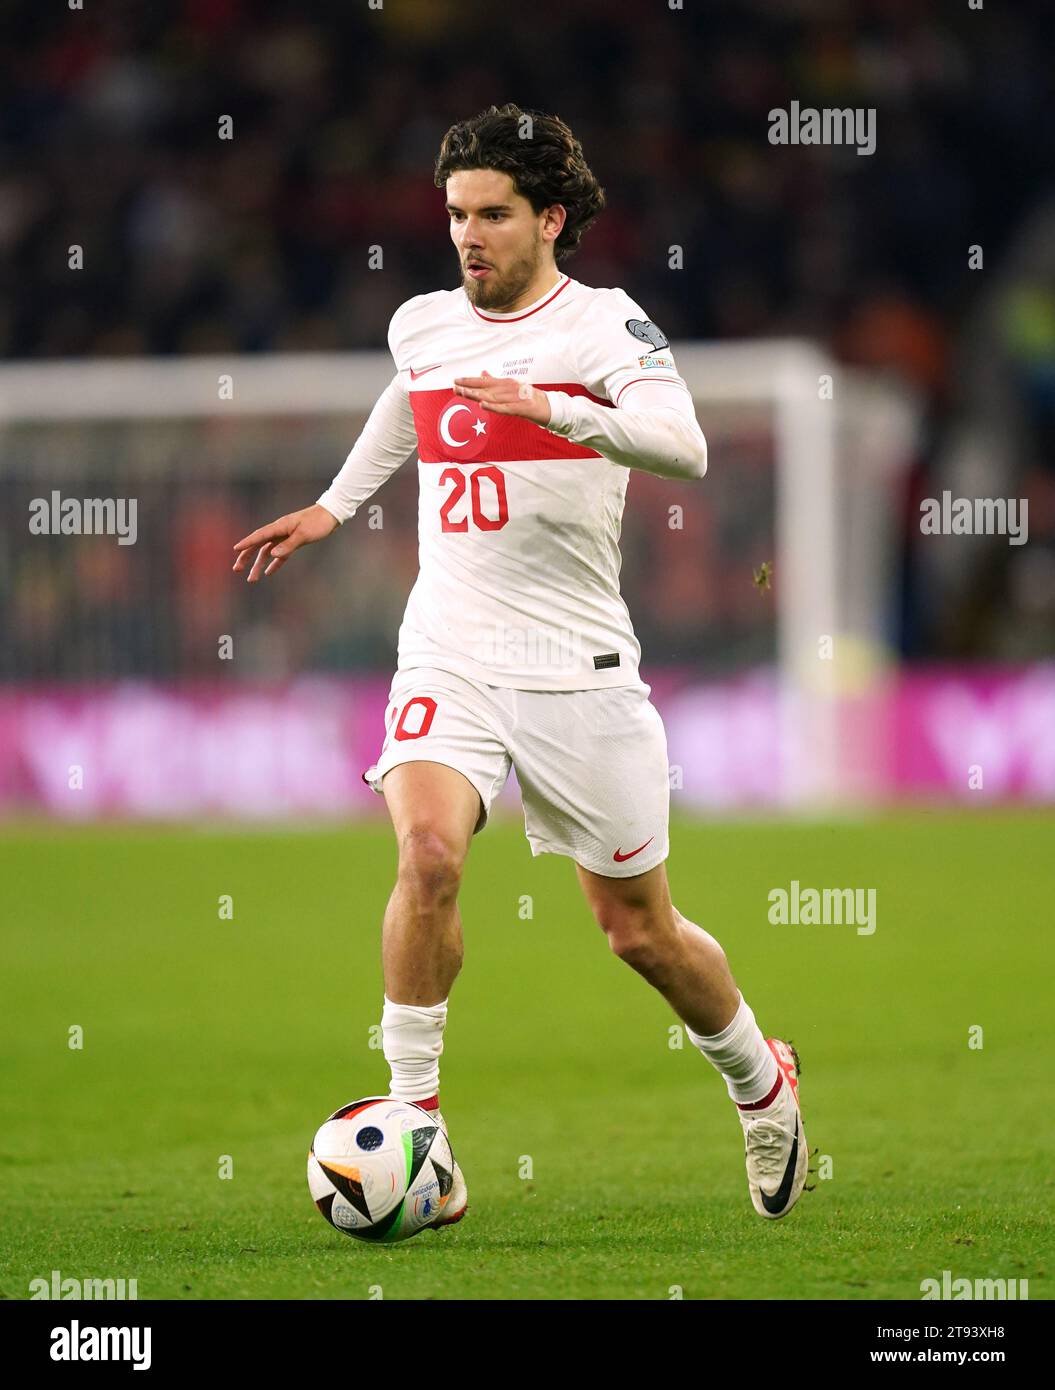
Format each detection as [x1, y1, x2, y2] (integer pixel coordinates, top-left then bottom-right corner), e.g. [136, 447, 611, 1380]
[685, 993, 780, 1106]
[381, 995, 448, 1102]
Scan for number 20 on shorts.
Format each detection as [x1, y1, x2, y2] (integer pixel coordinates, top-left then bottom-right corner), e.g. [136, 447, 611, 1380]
[392, 696, 437, 741]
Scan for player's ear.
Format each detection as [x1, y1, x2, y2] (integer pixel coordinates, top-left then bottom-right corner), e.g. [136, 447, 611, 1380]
[545, 203, 567, 239]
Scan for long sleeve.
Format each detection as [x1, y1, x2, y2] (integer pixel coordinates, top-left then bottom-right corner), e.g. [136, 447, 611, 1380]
[316, 371, 419, 523]
[543, 380, 707, 480]
[541, 285, 707, 481]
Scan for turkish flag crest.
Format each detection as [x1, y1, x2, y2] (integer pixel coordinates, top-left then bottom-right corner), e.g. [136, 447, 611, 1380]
[409, 384, 603, 463]
[432, 396, 491, 461]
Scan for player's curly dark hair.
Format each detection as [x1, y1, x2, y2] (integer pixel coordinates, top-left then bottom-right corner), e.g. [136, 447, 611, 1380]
[433, 103, 606, 262]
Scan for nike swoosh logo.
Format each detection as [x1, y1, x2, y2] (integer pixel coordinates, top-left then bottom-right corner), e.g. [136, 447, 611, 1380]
[759, 1115, 799, 1215]
[409, 363, 443, 380]
[612, 836, 654, 863]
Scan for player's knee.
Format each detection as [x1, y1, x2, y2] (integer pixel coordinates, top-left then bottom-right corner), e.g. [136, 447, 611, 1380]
[606, 927, 662, 972]
[598, 906, 671, 970]
[396, 826, 465, 906]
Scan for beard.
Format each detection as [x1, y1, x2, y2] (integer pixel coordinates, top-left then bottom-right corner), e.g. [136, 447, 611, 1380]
[462, 233, 544, 311]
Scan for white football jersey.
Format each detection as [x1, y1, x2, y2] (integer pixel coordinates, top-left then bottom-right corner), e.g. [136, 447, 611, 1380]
[318, 272, 706, 691]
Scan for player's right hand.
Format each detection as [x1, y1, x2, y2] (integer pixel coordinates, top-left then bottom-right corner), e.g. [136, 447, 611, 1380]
[232, 503, 339, 582]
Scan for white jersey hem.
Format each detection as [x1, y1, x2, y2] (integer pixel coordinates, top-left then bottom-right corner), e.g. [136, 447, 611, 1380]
[394, 653, 649, 693]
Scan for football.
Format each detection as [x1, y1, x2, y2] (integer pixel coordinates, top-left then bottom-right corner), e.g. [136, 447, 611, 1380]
[307, 1097, 457, 1242]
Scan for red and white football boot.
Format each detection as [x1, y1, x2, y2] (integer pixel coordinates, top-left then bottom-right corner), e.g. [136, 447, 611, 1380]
[737, 1039, 811, 1219]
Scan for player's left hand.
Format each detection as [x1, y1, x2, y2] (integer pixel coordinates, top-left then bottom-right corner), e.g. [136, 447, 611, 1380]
[453, 370, 551, 426]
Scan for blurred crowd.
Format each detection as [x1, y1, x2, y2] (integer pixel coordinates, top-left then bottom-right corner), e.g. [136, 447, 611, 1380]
[1, 429, 774, 680]
[2, 0, 1054, 673]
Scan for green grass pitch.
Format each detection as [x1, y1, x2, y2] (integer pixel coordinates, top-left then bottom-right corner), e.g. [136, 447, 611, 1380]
[1, 811, 1051, 1301]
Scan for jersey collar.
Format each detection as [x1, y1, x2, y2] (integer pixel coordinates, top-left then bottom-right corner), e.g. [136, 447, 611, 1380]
[466, 273, 573, 323]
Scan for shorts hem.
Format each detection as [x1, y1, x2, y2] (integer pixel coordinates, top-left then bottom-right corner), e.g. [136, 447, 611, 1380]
[365, 752, 496, 835]
[575, 850, 670, 878]
[528, 840, 670, 878]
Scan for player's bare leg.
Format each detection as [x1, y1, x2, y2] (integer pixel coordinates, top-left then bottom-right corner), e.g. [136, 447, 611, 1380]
[576, 859, 811, 1218]
[380, 759, 480, 1006]
[575, 860, 738, 1036]
[378, 759, 480, 1227]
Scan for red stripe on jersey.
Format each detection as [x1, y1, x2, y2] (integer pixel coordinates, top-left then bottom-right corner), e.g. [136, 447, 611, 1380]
[613, 376, 690, 406]
[536, 382, 610, 407]
[410, 383, 612, 464]
[470, 276, 572, 322]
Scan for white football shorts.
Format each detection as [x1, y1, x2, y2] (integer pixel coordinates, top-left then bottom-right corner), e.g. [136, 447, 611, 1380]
[362, 665, 670, 878]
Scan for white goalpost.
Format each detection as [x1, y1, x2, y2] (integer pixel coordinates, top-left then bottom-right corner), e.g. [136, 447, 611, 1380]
[0, 344, 919, 809]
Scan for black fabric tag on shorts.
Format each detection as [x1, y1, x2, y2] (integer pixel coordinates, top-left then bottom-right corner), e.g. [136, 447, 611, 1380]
[593, 653, 621, 670]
